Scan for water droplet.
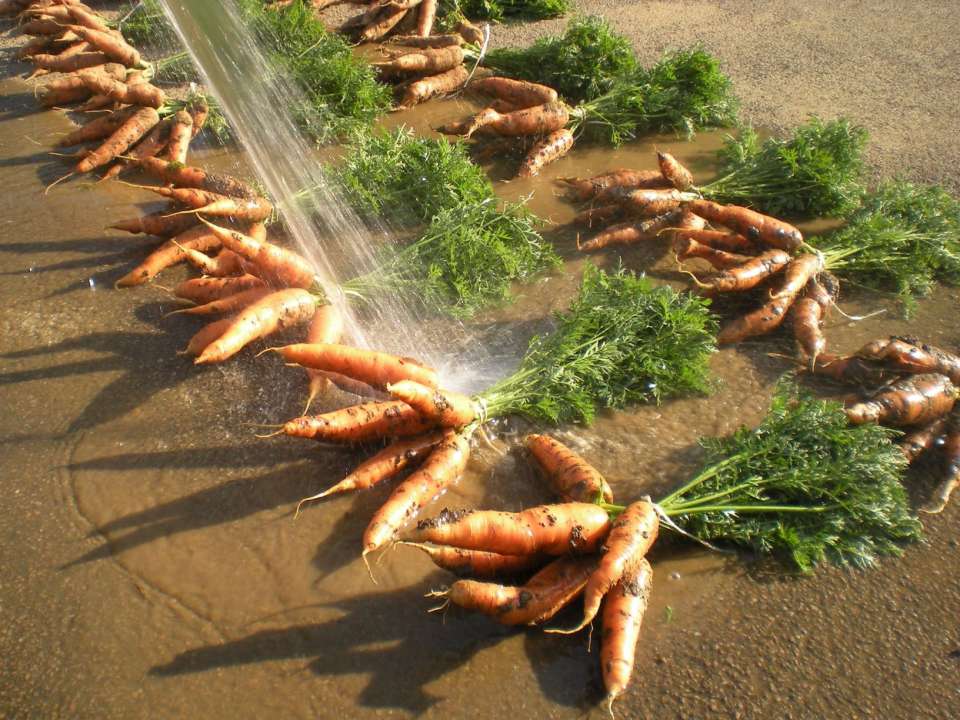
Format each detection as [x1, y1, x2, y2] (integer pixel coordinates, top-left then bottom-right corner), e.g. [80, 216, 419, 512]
[88, 278, 96, 290]
[669, 571, 681, 581]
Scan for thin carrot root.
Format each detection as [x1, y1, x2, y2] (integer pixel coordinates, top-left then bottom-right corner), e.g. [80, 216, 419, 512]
[254, 428, 285, 439]
[361, 549, 379, 585]
[44, 171, 75, 194]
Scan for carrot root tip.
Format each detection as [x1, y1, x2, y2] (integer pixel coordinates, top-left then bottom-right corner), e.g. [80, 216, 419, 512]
[361, 550, 378, 585]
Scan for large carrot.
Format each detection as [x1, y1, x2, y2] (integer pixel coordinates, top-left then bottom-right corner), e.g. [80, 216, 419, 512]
[415, 0, 436, 36]
[601, 558, 653, 714]
[807, 353, 898, 387]
[65, 5, 114, 33]
[408, 503, 612, 556]
[201, 221, 315, 289]
[115, 224, 222, 287]
[180, 247, 246, 277]
[770, 253, 824, 299]
[102, 115, 173, 180]
[63, 24, 141, 67]
[404, 543, 542, 578]
[855, 337, 960, 384]
[129, 183, 231, 209]
[573, 204, 624, 228]
[790, 295, 825, 364]
[174, 274, 266, 306]
[845, 374, 957, 426]
[37, 61, 123, 94]
[470, 76, 558, 109]
[386, 381, 477, 427]
[195, 288, 317, 365]
[657, 151, 694, 190]
[374, 44, 462, 75]
[110, 210, 199, 237]
[577, 209, 684, 252]
[79, 73, 164, 108]
[168, 195, 273, 222]
[363, 429, 471, 556]
[686, 199, 804, 252]
[694, 248, 792, 293]
[526, 434, 613, 503]
[464, 101, 569, 139]
[517, 128, 574, 178]
[281, 400, 435, 443]
[136, 157, 258, 199]
[390, 33, 463, 48]
[556, 169, 669, 202]
[671, 228, 754, 253]
[273, 343, 439, 390]
[74, 106, 159, 174]
[397, 65, 468, 109]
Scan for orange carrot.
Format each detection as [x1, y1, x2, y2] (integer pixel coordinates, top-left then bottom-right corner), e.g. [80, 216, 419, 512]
[556, 169, 669, 202]
[136, 157, 258, 199]
[63, 24, 141, 67]
[517, 128, 574, 178]
[174, 274, 265, 305]
[37, 61, 123, 94]
[312, 370, 389, 400]
[657, 151, 694, 190]
[526, 434, 614, 504]
[180, 316, 235, 357]
[101, 115, 173, 180]
[201, 221, 315, 288]
[273, 343, 439, 390]
[109, 210, 198, 238]
[686, 199, 804, 252]
[900, 417, 946, 464]
[31, 49, 108, 72]
[298, 430, 446, 509]
[303, 303, 345, 410]
[162, 109, 193, 164]
[36, 84, 90, 107]
[115, 225, 222, 287]
[359, 5, 407, 42]
[363, 429, 471, 556]
[846, 374, 957, 426]
[553, 500, 658, 633]
[790, 296, 825, 363]
[397, 65, 468, 109]
[66, 5, 114, 34]
[601, 558, 653, 714]
[612, 187, 698, 217]
[387, 381, 477, 427]
[464, 101, 569, 139]
[188, 99, 208, 138]
[670, 228, 754, 253]
[695, 248, 792, 293]
[390, 33, 463, 48]
[282, 400, 435, 443]
[75, 106, 159, 174]
[806, 353, 897, 387]
[132, 183, 230, 209]
[169, 287, 274, 316]
[78, 72, 164, 107]
[578, 209, 684, 252]
[855, 337, 960, 384]
[415, 0, 436, 36]
[374, 44, 462, 75]
[180, 247, 243, 277]
[717, 293, 795, 345]
[168, 194, 273, 222]
[20, 18, 63, 35]
[770, 253, 824, 299]
[408, 503, 612, 556]
[675, 237, 752, 269]
[404, 542, 543, 578]
[470, 76, 558, 109]
[55, 105, 137, 147]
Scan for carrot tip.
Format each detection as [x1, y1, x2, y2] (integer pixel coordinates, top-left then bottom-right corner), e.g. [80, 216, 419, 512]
[361, 550, 378, 585]
[543, 622, 586, 635]
[254, 429, 285, 439]
[44, 171, 74, 195]
[255, 346, 283, 359]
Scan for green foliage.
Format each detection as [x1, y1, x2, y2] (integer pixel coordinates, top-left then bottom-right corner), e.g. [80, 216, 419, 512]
[440, 0, 569, 23]
[816, 179, 960, 314]
[483, 16, 638, 105]
[702, 117, 868, 217]
[120, 0, 180, 47]
[576, 47, 739, 145]
[238, 0, 391, 144]
[660, 381, 921, 572]
[481, 265, 718, 423]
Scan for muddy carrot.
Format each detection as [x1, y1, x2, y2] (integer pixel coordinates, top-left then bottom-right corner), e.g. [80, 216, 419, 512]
[36, 84, 90, 107]
[717, 293, 795, 345]
[526, 434, 613, 503]
[136, 157, 258, 199]
[415, 0, 436, 36]
[790, 296, 825, 363]
[578, 210, 684, 252]
[517, 128, 574, 178]
[404, 543, 542, 578]
[188, 99, 208, 138]
[612, 187, 698, 217]
[470, 76, 558, 109]
[298, 430, 446, 508]
[115, 224, 222, 287]
[169, 287, 274, 316]
[102, 116, 173, 180]
[601, 558, 653, 714]
[359, 5, 407, 42]
[686, 199, 804, 252]
[195, 288, 317, 364]
[845, 374, 957, 426]
[855, 337, 960, 384]
[374, 44, 462, 75]
[55, 105, 137, 147]
[281, 400, 434, 443]
[556, 169, 669, 202]
[657, 151, 694, 190]
[387, 381, 478, 427]
[110, 210, 199, 238]
[20, 18, 63, 35]
[31, 49, 107, 72]
[174, 274, 266, 305]
[573, 204, 624, 228]
[900, 417, 946, 464]
[273, 343, 439, 390]
[79, 73, 164, 108]
[390, 33, 462, 48]
[201, 221, 315, 289]
[74, 106, 159, 174]
[464, 101, 570, 139]
[806, 353, 898, 388]
[163, 110, 193, 165]
[397, 65, 468, 109]
[180, 316, 235, 357]
[924, 407, 960, 513]
[408, 503, 612, 556]
[63, 24, 141, 67]
[770, 253, 824, 299]
[675, 237, 752, 269]
[363, 429, 471, 556]
[694, 248, 791, 293]
[131, 183, 230, 209]
[37, 62, 123, 94]
[66, 5, 114, 34]
[671, 228, 754, 253]
[181, 247, 244, 277]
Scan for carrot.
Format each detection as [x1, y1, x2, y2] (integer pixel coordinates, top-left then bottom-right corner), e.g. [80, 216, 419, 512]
[363, 429, 471, 556]
[694, 248, 792, 293]
[180, 247, 239, 277]
[397, 65, 468, 109]
[167, 194, 273, 222]
[855, 337, 960, 384]
[573, 204, 624, 228]
[136, 157, 258, 199]
[656, 151, 694, 190]
[37, 61, 123, 94]
[675, 237, 752, 269]
[303, 303, 345, 411]
[129, 183, 230, 209]
[404, 542, 542, 578]
[408, 503, 612, 556]
[65, 5, 113, 34]
[174, 274, 266, 305]
[110, 210, 199, 238]
[20, 18, 63, 35]
[313, 370, 389, 400]
[162, 110, 193, 165]
[36, 84, 90, 107]
[201, 221, 315, 289]
[553, 500, 657, 634]
[115, 224, 222, 287]
[526, 434, 613, 503]
[670, 228, 754, 253]
[55, 105, 137, 147]
[924, 408, 960, 513]
[601, 558, 653, 715]
[717, 293, 795, 345]
[180, 316, 235, 357]
[18, 33, 63, 58]
[470, 76, 558, 109]
[75, 106, 159, 174]
[386, 381, 477, 427]
[169, 286, 274, 316]
[63, 24, 141, 67]
[807, 353, 898, 388]
[75, 93, 115, 112]
[464, 101, 570, 139]
[415, 0, 436, 36]
[790, 296, 825, 364]
[298, 430, 446, 508]
[195, 288, 317, 364]
[900, 417, 946, 464]
[359, 5, 407, 42]
[612, 187, 698, 217]
[79, 73, 165, 108]
[517, 128, 574, 178]
[189, 100, 208, 138]
[438, 556, 597, 625]
[846, 374, 957, 426]
[770, 253, 824, 299]
[374, 45, 462, 75]
[686, 199, 804, 252]
[31, 49, 107, 72]
[578, 209, 684, 252]
[556, 169, 669, 202]
[274, 343, 439, 390]
[281, 400, 435, 443]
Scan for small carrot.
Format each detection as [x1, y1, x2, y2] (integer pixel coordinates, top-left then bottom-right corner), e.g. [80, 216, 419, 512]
[900, 417, 946, 464]
[101, 116, 173, 180]
[612, 187, 698, 217]
[408, 503, 612, 556]
[601, 558, 654, 715]
[686, 199, 804, 252]
[578, 210, 684, 252]
[201, 221, 315, 289]
[273, 343, 439, 391]
[415, 0, 436, 36]
[670, 228, 754, 253]
[36, 84, 89, 107]
[75, 106, 159, 174]
[374, 44, 462, 75]
[282, 400, 435, 443]
[470, 76, 558, 109]
[136, 157, 258, 199]
[517, 128, 574, 178]
[526, 434, 613, 503]
[656, 151, 694, 190]
[386, 381, 478, 427]
[298, 430, 446, 509]
[855, 337, 960, 385]
[167, 195, 273, 222]
[404, 542, 543, 578]
[924, 407, 960, 513]
[303, 303, 345, 411]
[845, 374, 957, 426]
[109, 210, 199, 238]
[174, 274, 265, 305]
[390, 33, 463, 48]
[180, 316, 235, 357]
[115, 224, 221, 287]
[573, 204, 624, 228]
[675, 237, 752, 269]
[556, 169, 669, 202]
[162, 109, 193, 165]
[188, 99, 209, 138]
[363, 429, 471, 556]
[169, 287, 274, 316]
[397, 65, 468, 109]
[65, 5, 114, 34]
[790, 296, 825, 364]
[55, 105, 137, 147]
[693, 248, 792, 293]
[63, 24, 141, 67]
[181, 247, 245, 277]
